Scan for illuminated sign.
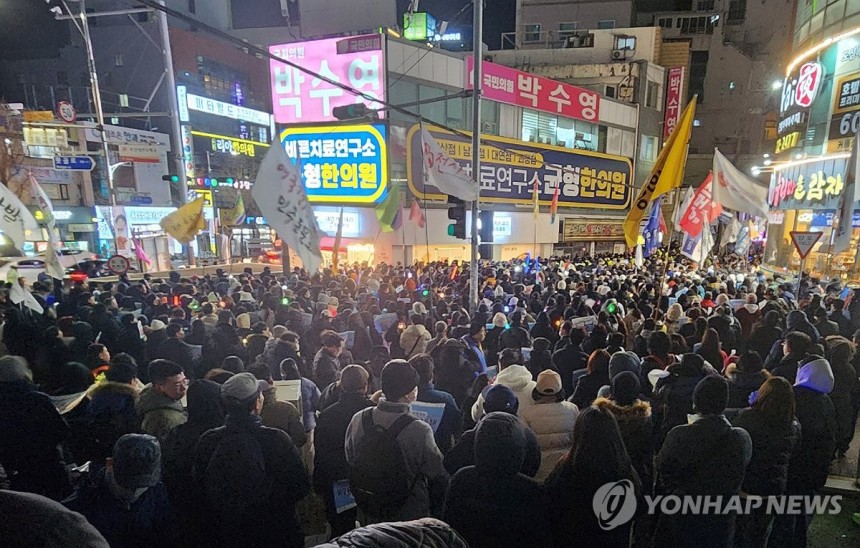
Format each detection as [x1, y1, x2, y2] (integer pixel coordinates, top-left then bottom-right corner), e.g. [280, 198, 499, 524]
[404, 12, 436, 41]
[768, 156, 847, 210]
[314, 210, 361, 237]
[191, 131, 269, 159]
[780, 62, 823, 114]
[181, 125, 195, 178]
[664, 67, 684, 139]
[177, 85, 189, 122]
[408, 125, 632, 209]
[270, 35, 385, 124]
[435, 32, 462, 41]
[775, 131, 801, 154]
[187, 177, 253, 190]
[280, 124, 388, 204]
[493, 214, 512, 237]
[185, 92, 270, 126]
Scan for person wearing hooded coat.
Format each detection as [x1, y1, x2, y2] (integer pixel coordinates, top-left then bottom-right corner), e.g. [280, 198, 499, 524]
[653, 353, 711, 446]
[524, 337, 557, 380]
[593, 371, 654, 493]
[654, 376, 752, 548]
[471, 348, 537, 422]
[160, 379, 225, 543]
[498, 310, 531, 351]
[783, 309, 820, 342]
[823, 337, 860, 457]
[770, 356, 836, 547]
[725, 351, 770, 408]
[442, 412, 551, 548]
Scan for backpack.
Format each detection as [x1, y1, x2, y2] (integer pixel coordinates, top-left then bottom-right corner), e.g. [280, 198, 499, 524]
[204, 430, 271, 515]
[349, 408, 416, 517]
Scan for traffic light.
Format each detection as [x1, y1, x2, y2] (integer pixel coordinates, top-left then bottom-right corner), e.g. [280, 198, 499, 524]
[447, 196, 467, 239]
[478, 210, 494, 243]
[162, 174, 181, 184]
[332, 103, 377, 120]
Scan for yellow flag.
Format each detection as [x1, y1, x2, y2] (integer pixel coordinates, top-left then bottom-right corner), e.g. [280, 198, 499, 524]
[623, 97, 697, 248]
[160, 197, 206, 243]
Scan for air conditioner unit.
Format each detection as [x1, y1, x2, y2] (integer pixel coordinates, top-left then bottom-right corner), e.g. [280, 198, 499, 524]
[612, 49, 625, 60]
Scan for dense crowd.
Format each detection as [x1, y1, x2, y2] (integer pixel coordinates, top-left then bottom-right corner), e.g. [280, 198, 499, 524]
[0, 249, 858, 547]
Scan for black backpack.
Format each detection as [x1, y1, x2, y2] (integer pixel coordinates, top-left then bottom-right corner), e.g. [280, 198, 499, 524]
[349, 409, 416, 517]
[204, 430, 271, 515]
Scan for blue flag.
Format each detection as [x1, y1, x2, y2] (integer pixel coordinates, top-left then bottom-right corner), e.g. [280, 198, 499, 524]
[643, 197, 663, 257]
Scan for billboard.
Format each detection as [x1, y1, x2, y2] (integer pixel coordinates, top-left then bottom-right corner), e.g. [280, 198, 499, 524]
[664, 67, 685, 139]
[768, 156, 848, 210]
[408, 125, 631, 210]
[466, 57, 600, 123]
[280, 124, 388, 204]
[270, 35, 385, 125]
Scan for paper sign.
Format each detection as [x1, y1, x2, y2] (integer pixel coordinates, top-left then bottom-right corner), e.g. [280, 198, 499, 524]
[300, 312, 313, 329]
[570, 315, 598, 333]
[728, 299, 746, 310]
[410, 401, 446, 433]
[337, 331, 355, 350]
[520, 347, 532, 362]
[789, 231, 823, 259]
[333, 479, 357, 513]
[373, 312, 398, 334]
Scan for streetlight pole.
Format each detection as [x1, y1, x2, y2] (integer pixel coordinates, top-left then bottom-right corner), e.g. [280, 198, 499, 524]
[469, 0, 482, 314]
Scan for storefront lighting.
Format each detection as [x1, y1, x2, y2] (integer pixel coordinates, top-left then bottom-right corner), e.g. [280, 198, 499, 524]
[794, 153, 804, 160]
[786, 25, 860, 76]
[772, 152, 851, 171]
[763, 153, 770, 158]
[763, 158, 772, 166]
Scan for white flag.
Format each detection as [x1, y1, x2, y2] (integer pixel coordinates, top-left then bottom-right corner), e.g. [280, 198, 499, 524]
[681, 226, 714, 264]
[634, 244, 643, 268]
[674, 186, 694, 232]
[421, 126, 479, 201]
[252, 141, 323, 273]
[9, 282, 43, 314]
[725, 216, 741, 244]
[712, 148, 770, 217]
[833, 134, 859, 255]
[0, 181, 39, 248]
[29, 175, 65, 279]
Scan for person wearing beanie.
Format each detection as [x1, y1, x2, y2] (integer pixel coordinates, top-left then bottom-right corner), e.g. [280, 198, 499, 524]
[519, 370, 580, 482]
[193, 372, 310, 547]
[461, 322, 489, 375]
[484, 312, 508, 368]
[443, 412, 552, 548]
[524, 337, 557, 380]
[472, 348, 537, 422]
[425, 320, 449, 358]
[444, 385, 541, 479]
[593, 371, 654, 492]
[655, 375, 752, 547]
[345, 360, 448, 522]
[498, 310, 532, 351]
[65, 434, 177, 547]
[725, 351, 769, 408]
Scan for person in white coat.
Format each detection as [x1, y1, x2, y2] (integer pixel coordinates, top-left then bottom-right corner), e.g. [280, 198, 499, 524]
[472, 348, 536, 422]
[519, 369, 580, 482]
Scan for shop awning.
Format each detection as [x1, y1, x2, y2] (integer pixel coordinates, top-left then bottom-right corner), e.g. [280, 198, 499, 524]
[319, 236, 367, 252]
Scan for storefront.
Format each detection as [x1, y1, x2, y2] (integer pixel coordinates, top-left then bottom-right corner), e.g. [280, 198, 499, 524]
[556, 218, 628, 255]
[24, 206, 97, 255]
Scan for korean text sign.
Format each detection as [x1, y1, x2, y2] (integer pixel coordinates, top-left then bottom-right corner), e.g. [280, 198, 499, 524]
[466, 57, 600, 123]
[664, 67, 684, 139]
[407, 125, 631, 209]
[768, 157, 848, 210]
[270, 35, 385, 124]
[280, 124, 388, 204]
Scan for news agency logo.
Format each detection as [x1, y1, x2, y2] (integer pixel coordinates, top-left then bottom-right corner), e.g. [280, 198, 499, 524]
[592, 480, 637, 531]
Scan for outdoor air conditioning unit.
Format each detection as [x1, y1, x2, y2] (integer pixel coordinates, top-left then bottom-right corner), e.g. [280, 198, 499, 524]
[611, 49, 626, 60]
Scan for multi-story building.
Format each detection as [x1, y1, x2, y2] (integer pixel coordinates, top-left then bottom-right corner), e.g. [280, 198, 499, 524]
[506, 0, 636, 49]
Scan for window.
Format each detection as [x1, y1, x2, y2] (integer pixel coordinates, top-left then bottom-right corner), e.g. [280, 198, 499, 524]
[188, 0, 196, 14]
[614, 36, 636, 50]
[597, 20, 616, 29]
[114, 53, 124, 67]
[727, 0, 747, 22]
[566, 31, 594, 48]
[522, 108, 558, 145]
[689, 51, 709, 102]
[524, 24, 542, 42]
[558, 22, 579, 41]
[640, 135, 659, 162]
[697, 0, 715, 10]
[680, 16, 716, 35]
[646, 81, 660, 108]
[657, 18, 673, 29]
[605, 85, 616, 99]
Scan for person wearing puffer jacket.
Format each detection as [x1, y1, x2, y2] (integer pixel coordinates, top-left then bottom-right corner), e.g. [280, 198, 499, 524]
[471, 348, 536, 422]
[399, 314, 431, 359]
[725, 351, 769, 408]
[770, 356, 836, 547]
[735, 294, 761, 345]
[519, 370, 580, 482]
[318, 518, 468, 548]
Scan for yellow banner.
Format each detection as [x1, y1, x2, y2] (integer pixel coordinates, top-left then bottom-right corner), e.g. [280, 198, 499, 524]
[159, 197, 206, 243]
[623, 97, 697, 247]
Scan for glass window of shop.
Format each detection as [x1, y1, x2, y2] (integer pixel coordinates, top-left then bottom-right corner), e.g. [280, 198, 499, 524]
[521, 108, 601, 151]
[389, 81, 470, 131]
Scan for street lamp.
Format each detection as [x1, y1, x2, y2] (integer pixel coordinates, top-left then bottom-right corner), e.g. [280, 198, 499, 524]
[771, 80, 783, 91]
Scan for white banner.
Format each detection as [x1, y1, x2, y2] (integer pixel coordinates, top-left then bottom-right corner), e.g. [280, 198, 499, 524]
[421, 126, 479, 202]
[10, 282, 43, 314]
[673, 186, 694, 232]
[833, 134, 859, 255]
[252, 142, 323, 273]
[29, 176, 64, 279]
[712, 148, 769, 217]
[0, 181, 39, 248]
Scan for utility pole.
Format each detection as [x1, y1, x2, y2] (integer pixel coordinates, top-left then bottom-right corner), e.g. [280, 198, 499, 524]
[77, 0, 116, 206]
[469, 0, 482, 314]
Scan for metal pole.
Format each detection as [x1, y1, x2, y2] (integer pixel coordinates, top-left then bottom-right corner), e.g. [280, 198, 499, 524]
[79, 0, 116, 207]
[469, 0, 482, 315]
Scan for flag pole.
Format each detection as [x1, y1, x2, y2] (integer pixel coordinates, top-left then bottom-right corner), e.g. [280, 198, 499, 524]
[654, 186, 681, 320]
[468, 0, 483, 315]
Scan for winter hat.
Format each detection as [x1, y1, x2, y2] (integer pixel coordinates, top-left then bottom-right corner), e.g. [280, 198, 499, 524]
[608, 351, 642, 378]
[693, 375, 729, 415]
[716, 294, 730, 307]
[412, 302, 427, 315]
[786, 310, 808, 329]
[795, 358, 835, 394]
[149, 320, 166, 332]
[474, 412, 527, 476]
[112, 434, 162, 489]
[272, 325, 288, 339]
[492, 312, 508, 328]
[533, 370, 563, 400]
[611, 371, 641, 406]
[238, 291, 255, 304]
[483, 384, 519, 414]
[666, 303, 683, 322]
[532, 337, 551, 353]
[236, 313, 251, 330]
[221, 372, 268, 402]
[381, 360, 419, 401]
[207, 292, 219, 303]
[468, 321, 485, 337]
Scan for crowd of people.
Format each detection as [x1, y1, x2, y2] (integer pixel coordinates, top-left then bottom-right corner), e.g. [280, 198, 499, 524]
[0, 249, 858, 547]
